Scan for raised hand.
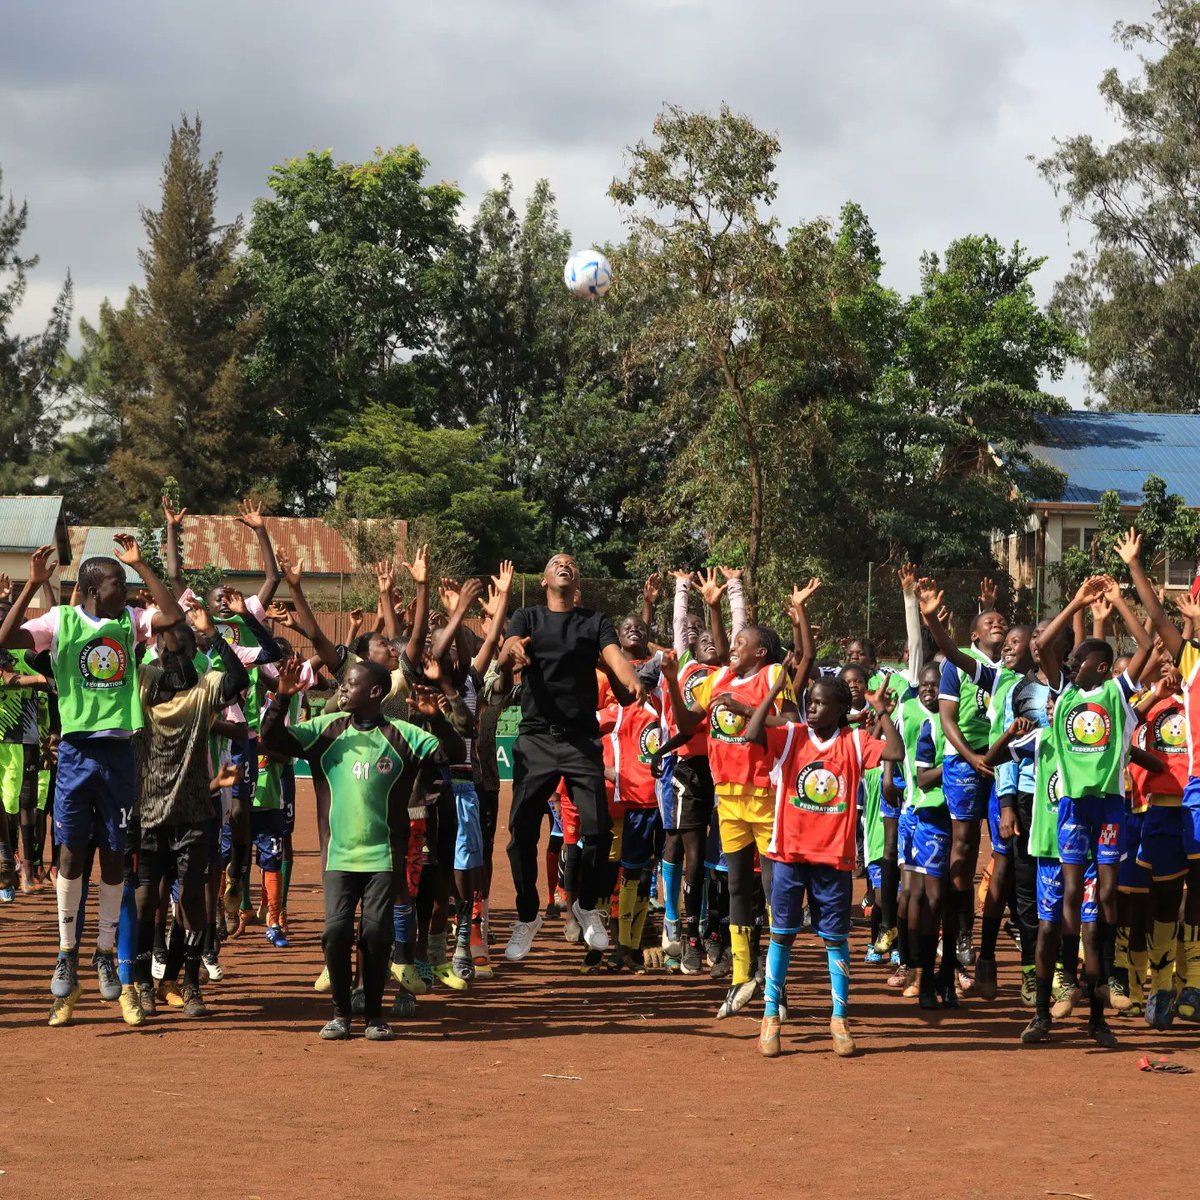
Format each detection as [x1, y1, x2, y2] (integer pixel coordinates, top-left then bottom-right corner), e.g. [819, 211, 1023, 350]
[277, 554, 304, 588]
[223, 588, 247, 616]
[409, 684, 442, 718]
[897, 562, 917, 594]
[455, 576, 484, 613]
[643, 572, 662, 605]
[182, 595, 215, 637]
[791, 578, 821, 609]
[421, 653, 443, 683]
[162, 496, 188, 529]
[718, 565, 744, 582]
[0, 572, 11, 602]
[916, 577, 944, 618]
[266, 601, 290, 623]
[1176, 591, 1200, 623]
[438, 577, 460, 612]
[1090, 595, 1113, 625]
[500, 636, 532, 671]
[659, 648, 679, 679]
[978, 576, 998, 611]
[112, 533, 141, 567]
[491, 560, 515, 596]
[1115, 527, 1142, 566]
[373, 559, 395, 595]
[1074, 575, 1109, 605]
[669, 569, 691, 583]
[401, 543, 429, 585]
[212, 762, 241, 791]
[693, 566, 727, 608]
[347, 607, 365, 637]
[277, 655, 304, 696]
[236, 497, 266, 530]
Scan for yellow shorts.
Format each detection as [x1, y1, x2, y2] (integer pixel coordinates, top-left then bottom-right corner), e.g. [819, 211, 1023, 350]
[717, 786, 774, 856]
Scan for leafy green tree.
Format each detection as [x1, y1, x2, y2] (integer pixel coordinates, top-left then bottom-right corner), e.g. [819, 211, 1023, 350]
[327, 404, 541, 572]
[133, 475, 223, 598]
[0, 167, 72, 493]
[242, 147, 464, 513]
[1040, 2, 1200, 410]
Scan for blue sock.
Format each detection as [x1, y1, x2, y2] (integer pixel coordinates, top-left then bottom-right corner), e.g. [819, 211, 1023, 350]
[117, 878, 138, 985]
[661, 860, 682, 926]
[764, 939, 791, 1017]
[826, 938, 850, 1018]
[393, 903, 413, 946]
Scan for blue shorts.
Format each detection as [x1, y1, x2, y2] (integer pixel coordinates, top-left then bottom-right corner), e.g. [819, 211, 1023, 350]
[988, 787, 1012, 857]
[452, 779, 484, 871]
[897, 808, 918, 869]
[1058, 794, 1124, 866]
[251, 806, 285, 872]
[614, 806, 659, 872]
[1118, 810, 1149, 892]
[54, 736, 135, 853]
[1181, 777, 1200, 860]
[1036, 858, 1098, 923]
[1137, 805, 1188, 881]
[230, 736, 258, 806]
[281, 764, 296, 837]
[911, 807, 952, 878]
[942, 756, 990, 822]
[867, 861, 882, 889]
[657, 753, 677, 833]
[704, 805, 727, 872]
[769, 860, 852, 941]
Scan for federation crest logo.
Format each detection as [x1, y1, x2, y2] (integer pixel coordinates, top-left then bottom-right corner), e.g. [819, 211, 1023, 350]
[1153, 710, 1187, 754]
[376, 756, 394, 776]
[710, 704, 746, 741]
[791, 762, 847, 813]
[1065, 702, 1111, 753]
[1046, 768, 1061, 809]
[78, 636, 127, 691]
[637, 724, 662, 762]
[682, 668, 711, 708]
[216, 622, 241, 647]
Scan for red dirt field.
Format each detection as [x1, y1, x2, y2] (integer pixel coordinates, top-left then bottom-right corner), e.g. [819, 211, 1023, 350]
[2, 781, 1196, 1200]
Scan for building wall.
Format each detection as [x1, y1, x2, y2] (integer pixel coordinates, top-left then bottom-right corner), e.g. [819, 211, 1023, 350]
[0, 552, 64, 600]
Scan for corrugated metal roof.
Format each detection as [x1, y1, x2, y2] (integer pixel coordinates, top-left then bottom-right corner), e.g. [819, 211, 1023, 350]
[65, 527, 142, 584]
[1027, 413, 1200, 506]
[0, 495, 64, 552]
[63, 515, 399, 582]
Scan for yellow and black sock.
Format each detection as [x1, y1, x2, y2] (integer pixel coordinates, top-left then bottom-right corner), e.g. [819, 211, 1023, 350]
[1147, 919, 1178, 998]
[730, 924, 753, 986]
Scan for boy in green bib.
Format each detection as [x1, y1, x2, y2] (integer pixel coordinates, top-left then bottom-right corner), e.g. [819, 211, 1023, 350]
[0, 538, 183, 1023]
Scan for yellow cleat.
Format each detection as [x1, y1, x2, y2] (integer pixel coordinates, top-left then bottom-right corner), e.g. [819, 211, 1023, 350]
[48, 984, 82, 1027]
[873, 927, 899, 956]
[314, 966, 332, 993]
[157, 980, 185, 1009]
[433, 961, 468, 992]
[472, 958, 495, 980]
[829, 1017, 857, 1057]
[119, 984, 145, 1027]
[391, 961, 427, 996]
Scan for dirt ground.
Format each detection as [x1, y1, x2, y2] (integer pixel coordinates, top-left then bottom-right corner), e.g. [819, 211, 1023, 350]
[2, 781, 1196, 1200]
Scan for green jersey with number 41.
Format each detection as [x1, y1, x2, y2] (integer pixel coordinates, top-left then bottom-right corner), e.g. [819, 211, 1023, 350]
[289, 712, 441, 873]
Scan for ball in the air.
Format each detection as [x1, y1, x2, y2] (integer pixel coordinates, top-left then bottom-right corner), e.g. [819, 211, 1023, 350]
[564, 249, 612, 298]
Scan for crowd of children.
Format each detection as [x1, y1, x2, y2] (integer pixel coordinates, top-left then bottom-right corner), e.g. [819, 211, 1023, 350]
[2, 498, 1200, 1056]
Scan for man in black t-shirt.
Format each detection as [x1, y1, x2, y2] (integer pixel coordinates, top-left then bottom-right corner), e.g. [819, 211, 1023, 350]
[497, 553, 645, 960]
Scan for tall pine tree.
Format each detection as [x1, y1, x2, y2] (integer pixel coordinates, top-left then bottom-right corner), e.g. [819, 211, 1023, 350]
[0, 167, 72, 493]
[105, 115, 273, 513]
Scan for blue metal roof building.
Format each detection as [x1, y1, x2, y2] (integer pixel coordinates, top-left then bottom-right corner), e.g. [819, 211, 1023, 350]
[1027, 412, 1200, 507]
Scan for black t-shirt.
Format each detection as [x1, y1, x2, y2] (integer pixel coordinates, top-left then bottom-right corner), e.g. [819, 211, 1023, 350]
[505, 605, 618, 736]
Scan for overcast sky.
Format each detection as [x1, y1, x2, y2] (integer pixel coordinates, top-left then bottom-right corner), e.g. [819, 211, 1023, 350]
[3, 0, 1142, 403]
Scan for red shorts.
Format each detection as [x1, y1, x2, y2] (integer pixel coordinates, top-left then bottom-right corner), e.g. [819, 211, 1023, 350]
[405, 818, 426, 897]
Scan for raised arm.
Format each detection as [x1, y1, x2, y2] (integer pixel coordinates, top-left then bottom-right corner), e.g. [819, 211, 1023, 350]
[185, 598, 251, 704]
[641, 573, 661, 631]
[787, 578, 820, 691]
[1103, 575, 1152, 681]
[1116, 527, 1184, 662]
[400, 544, 430, 669]
[472, 561, 514, 676]
[1090, 595, 1112, 642]
[1038, 576, 1109, 686]
[0, 546, 56, 649]
[864, 683, 905, 762]
[222, 589, 281, 664]
[260, 657, 307, 759]
[898, 563, 925, 684]
[373, 560, 400, 644]
[276, 554, 341, 674]
[429, 576, 483, 664]
[694, 568, 729, 662]
[112, 534, 183, 629]
[916, 579, 979, 676]
[745, 662, 793, 747]
[237, 498, 282, 608]
[162, 495, 188, 597]
[600, 640, 647, 706]
[721, 566, 747, 640]
[670, 570, 691, 657]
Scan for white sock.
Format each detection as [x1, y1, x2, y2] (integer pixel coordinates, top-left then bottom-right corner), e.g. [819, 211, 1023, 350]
[56, 873, 84, 952]
[96, 879, 122, 952]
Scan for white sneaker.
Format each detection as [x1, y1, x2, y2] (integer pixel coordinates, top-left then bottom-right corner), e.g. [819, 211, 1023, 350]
[661, 918, 682, 958]
[563, 911, 582, 944]
[202, 953, 223, 983]
[572, 901, 610, 952]
[151, 950, 167, 981]
[504, 915, 544, 961]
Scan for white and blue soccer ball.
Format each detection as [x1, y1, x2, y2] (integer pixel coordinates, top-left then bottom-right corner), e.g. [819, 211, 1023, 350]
[563, 248, 613, 299]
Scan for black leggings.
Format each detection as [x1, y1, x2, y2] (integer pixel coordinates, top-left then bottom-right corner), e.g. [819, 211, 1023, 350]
[323, 869, 394, 1022]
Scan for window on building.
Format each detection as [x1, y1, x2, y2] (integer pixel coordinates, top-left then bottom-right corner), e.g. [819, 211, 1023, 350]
[1167, 556, 1195, 588]
[1081, 527, 1098, 552]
